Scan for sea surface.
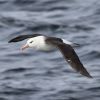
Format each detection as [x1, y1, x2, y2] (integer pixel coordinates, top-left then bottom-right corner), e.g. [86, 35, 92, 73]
[0, 0, 100, 100]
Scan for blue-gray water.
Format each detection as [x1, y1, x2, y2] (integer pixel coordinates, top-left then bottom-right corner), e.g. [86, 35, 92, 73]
[0, 0, 100, 100]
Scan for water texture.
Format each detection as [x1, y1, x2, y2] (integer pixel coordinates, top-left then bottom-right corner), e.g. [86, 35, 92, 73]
[0, 0, 100, 100]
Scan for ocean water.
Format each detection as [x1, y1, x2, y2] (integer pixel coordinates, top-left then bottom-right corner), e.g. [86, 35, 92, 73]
[0, 0, 100, 100]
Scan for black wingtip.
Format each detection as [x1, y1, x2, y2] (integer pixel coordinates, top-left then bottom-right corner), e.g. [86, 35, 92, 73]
[8, 40, 13, 43]
[89, 75, 93, 78]
[8, 35, 27, 43]
[8, 34, 42, 43]
[8, 38, 18, 43]
[87, 74, 93, 78]
[80, 71, 93, 78]
[84, 74, 93, 78]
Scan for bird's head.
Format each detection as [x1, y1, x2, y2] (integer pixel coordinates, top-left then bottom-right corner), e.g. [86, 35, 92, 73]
[21, 36, 45, 50]
[21, 38, 35, 50]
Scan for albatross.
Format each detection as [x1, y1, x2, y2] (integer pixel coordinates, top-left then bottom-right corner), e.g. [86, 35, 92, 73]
[8, 34, 92, 78]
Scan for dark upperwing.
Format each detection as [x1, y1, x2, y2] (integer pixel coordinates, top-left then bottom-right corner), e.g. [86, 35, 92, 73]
[46, 37, 92, 78]
[8, 34, 42, 43]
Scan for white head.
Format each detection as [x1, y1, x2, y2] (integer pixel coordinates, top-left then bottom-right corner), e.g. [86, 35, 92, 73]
[21, 36, 45, 50]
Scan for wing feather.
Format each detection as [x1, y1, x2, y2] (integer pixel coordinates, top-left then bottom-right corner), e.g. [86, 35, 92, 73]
[46, 37, 92, 78]
[8, 34, 42, 43]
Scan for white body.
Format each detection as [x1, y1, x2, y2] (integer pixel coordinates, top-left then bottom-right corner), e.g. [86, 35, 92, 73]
[25, 36, 76, 51]
[27, 36, 55, 51]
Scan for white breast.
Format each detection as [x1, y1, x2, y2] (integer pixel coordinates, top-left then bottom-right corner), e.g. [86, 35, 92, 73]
[33, 36, 55, 51]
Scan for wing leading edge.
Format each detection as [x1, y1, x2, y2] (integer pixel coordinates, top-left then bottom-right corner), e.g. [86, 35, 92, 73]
[8, 34, 42, 43]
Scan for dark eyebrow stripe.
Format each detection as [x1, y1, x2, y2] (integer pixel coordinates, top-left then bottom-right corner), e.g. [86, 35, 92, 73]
[30, 41, 33, 43]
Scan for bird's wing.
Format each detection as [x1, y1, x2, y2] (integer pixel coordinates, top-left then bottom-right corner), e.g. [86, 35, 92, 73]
[46, 37, 92, 78]
[8, 34, 42, 43]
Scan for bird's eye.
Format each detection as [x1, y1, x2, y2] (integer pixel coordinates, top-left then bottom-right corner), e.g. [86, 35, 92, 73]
[30, 41, 33, 43]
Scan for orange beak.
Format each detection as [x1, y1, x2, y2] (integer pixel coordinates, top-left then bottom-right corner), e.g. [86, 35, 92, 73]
[21, 44, 29, 51]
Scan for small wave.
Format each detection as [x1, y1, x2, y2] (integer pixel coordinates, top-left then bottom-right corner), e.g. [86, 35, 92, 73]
[0, 0, 7, 4]
[27, 24, 61, 31]
[0, 87, 40, 95]
[87, 86, 100, 92]
[14, 0, 36, 5]
[83, 50, 100, 61]
[3, 67, 31, 73]
[6, 52, 32, 57]
[0, 97, 7, 100]
[72, 25, 94, 31]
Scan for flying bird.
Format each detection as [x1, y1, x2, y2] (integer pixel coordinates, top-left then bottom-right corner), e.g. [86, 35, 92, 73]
[8, 34, 92, 78]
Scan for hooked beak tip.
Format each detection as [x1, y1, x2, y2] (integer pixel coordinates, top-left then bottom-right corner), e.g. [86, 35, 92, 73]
[21, 44, 29, 51]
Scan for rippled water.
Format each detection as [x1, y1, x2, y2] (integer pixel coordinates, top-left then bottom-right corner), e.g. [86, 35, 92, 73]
[0, 0, 100, 100]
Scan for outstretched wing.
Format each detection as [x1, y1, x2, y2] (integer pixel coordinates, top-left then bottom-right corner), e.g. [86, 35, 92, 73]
[46, 37, 92, 78]
[8, 34, 42, 43]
